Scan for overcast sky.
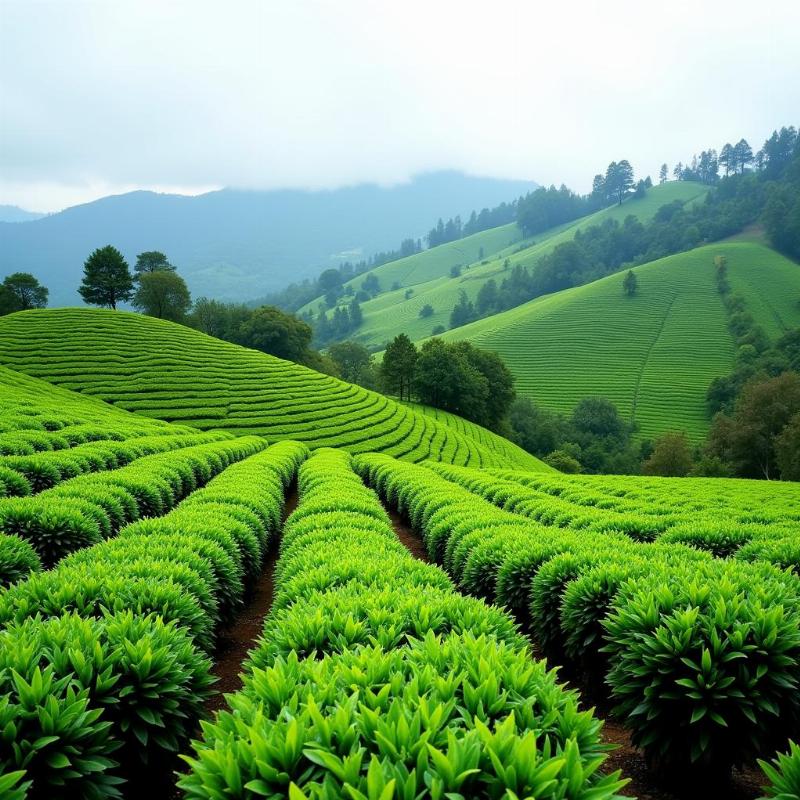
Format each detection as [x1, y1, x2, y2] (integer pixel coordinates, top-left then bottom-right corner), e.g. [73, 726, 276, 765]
[2, 0, 798, 212]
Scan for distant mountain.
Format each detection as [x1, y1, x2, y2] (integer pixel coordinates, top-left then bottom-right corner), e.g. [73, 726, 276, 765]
[0, 172, 536, 306]
[0, 204, 45, 223]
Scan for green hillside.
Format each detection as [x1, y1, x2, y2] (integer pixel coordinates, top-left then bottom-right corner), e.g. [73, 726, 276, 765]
[437, 241, 800, 441]
[323, 182, 709, 349]
[0, 308, 547, 471]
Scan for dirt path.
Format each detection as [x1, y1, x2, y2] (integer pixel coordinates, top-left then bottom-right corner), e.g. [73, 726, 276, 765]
[380, 495, 763, 800]
[387, 507, 430, 562]
[204, 486, 297, 713]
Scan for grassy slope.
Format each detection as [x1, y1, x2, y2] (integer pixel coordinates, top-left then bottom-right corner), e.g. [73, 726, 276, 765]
[337, 182, 709, 349]
[0, 363, 198, 436]
[0, 309, 548, 471]
[437, 241, 800, 441]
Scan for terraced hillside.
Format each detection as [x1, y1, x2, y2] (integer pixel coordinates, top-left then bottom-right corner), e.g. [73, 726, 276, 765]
[439, 240, 800, 441]
[0, 308, 546, 470]
[312, 181, 709, 349]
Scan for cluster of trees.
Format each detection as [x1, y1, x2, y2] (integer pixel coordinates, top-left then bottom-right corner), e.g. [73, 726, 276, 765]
[379, 335, 514, 431]
[516, 160, 642, 238]
[509, 396, 644, 474]
[0, 272, 49, 315]
[426, 201, 519, 248]
[309, 299, 363, 347]
[77, 246, 192, 320]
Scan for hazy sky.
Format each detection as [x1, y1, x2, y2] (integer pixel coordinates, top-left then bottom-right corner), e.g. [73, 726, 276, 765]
[2, 0, 798, 212]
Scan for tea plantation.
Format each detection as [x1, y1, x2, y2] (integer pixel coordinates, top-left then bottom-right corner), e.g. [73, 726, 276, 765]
[315, 181, 710, 349]
[439, 240, 800, 440]
[0, 310, 799, 799]
[0, 308, 544, 470]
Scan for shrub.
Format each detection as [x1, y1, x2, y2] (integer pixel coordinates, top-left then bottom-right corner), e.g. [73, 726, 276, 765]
[758, 740, 800, 800]
[0, 533, 40, 587]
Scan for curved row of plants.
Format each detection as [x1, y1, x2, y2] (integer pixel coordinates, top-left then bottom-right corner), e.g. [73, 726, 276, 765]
[0, 309, 536, 469]
[355, 454, 800, 790]
[180, 447, 628, 799]
[0, 434, 262, 573]
[434, 463, 800, 568]
[0, 439, 306, 798]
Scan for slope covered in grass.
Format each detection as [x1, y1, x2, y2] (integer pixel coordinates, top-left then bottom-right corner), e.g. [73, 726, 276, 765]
[438, 241, 800, 441]
[0, 309, 547, 470]
[325, 181, 709, 349]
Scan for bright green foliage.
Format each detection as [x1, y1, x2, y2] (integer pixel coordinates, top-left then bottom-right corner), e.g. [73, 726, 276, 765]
[603, 565, 800, 773]
[759, 740, 800, 800]
[180, 449, 625, 799]
[437, 241, 800, 440]
[355, 454, 800, 779]
[310, 182, 708, 349]
[0, 611, 213, 783]
[0, 440, 306, 794]
[0, 309, 537, 469]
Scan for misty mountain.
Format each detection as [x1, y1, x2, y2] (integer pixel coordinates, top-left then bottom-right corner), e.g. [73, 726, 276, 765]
[0, 172, 535, 306]
[0, 205, 45, 223]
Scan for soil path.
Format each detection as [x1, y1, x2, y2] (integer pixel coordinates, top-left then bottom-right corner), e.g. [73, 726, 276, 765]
[204, 486, 298, 714]
[380, 495, 763, 800]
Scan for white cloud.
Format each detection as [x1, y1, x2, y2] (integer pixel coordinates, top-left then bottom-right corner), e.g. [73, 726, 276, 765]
[2, 0, 798, 211]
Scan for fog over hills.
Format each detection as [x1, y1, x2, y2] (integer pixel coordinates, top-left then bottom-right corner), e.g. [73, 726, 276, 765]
[0, 172, 535, 305]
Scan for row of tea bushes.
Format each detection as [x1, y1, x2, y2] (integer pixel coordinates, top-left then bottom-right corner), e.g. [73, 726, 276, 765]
[0, 430, 230, 494]
[0, 440, 307, 798]
[179, 448, 626, 799]
[356, 454, 800, 783]
[0, 434, 263, 568]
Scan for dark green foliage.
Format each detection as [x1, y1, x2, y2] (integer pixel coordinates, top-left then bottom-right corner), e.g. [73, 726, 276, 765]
[133, 251, 174, 274]
[0, 533, 40, 586]
[622, 269, 638, 296]
[326, 340, 375, 388]
[413, 339, 515, 431]
[380, 333, 417, 401]
[238, 305, 313, 363]
[0, 272, 48, 314]
[133, 269, 191, 321]
[79, 245, 134, 310]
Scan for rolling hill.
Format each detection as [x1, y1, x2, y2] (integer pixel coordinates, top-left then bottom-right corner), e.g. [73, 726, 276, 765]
[0, 308, 547, 470]
[309, 181, 709, 349]
[0, 172, 534, 306]
[436, 240, 800, 441]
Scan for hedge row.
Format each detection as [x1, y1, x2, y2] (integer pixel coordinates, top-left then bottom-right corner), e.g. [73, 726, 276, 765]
[179, 448, 627, 800]
[356, 454, 800, 780]
[0, 434, 264, 568]
[434, 463, 800, 573]
[0, 439, 307, 798]
[0, 430, 230, 493]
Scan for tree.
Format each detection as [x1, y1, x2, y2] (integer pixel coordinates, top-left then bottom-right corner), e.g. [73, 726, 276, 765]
[719, 143, 734, 176]
[380, 334, 417, 401]
[605, 160, 635, 205]
[132, 270, 191, 320]
[659, 164, 668, 184]
[733, 138, 754, 173]
[643, 432, 694, 476]
[673, 162, 683, 180]
[508, 397, 565, 456]
[707, 372, 800, 478]
[544, 450, 582, 473]
[775, 413, 800, 480]
[449, 290, 476, 328]
[452, 341, 515, 429]
[328, 340, 375, 388]
[238, 306, 313, 363]
[79, 245, 134, 309]
[134, 251, 174, 275]
[318, 269, 343, 306]
[413, 338, 488, 422]
[419, 304, 434, 318]
[623, 270, 638, 297]
[0, 272, 48, 314]
[348, 298, 363, 327]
